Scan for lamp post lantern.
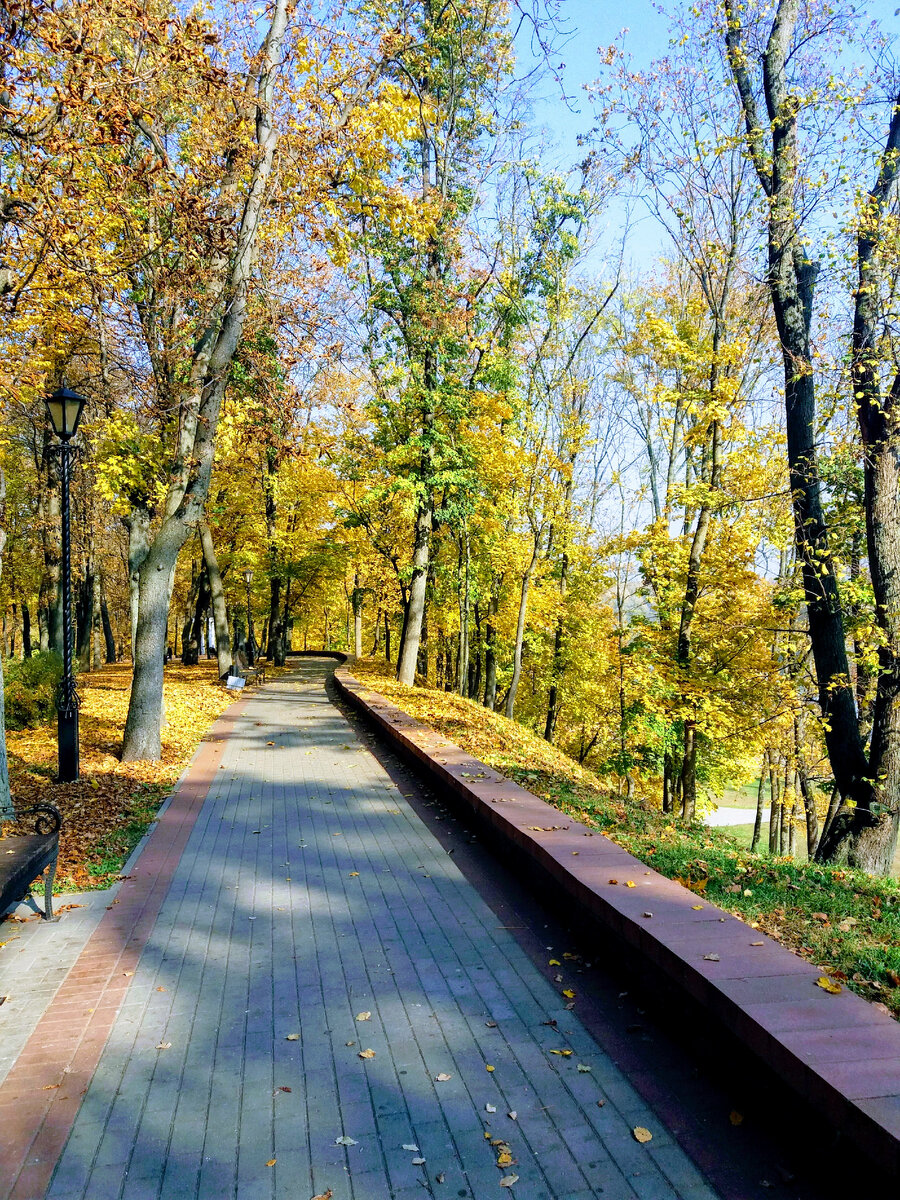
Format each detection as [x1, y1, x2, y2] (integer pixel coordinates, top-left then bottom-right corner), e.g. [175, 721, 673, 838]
[44, 385, 87, 783]
[244, 570, 255, 666]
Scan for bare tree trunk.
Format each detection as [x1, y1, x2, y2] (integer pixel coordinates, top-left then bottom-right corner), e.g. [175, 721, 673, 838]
[751, 750, 767, 853]
[457, 528, 470, 696]
[99, 578, 116, 663]
[199, 520, 232, 679]
[352, 572, 363, 659]
[506, 540, 539, 719]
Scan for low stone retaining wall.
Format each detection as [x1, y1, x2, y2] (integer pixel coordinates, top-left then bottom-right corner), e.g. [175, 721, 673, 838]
[333, 662, 900, 1182]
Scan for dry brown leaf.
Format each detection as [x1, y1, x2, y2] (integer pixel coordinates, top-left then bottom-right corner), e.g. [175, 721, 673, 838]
[358, 1048, 376, 1059]
[434, 1072, 452, 1081]
[355, 1012, 371, 1021]
[266, 1159, 276, 1167]
[156, 1042, 171, 1050]
[285, 1033, 300, 1041]
[633, 1127, 653, 1143]
[310, 1191, 333, 1200]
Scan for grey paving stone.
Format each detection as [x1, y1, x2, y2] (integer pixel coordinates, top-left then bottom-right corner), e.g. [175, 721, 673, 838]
[41, 660, 721, 1200]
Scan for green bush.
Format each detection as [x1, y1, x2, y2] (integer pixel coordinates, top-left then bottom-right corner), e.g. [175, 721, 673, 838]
[3, 652, 64, 730]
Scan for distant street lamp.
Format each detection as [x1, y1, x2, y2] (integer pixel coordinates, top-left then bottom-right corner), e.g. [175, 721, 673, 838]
[44, 385, 87, 783]
[244, 569, 255, 666]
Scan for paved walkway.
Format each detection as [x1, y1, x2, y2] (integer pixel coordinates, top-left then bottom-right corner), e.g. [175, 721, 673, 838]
[2, 661, 722, 1200]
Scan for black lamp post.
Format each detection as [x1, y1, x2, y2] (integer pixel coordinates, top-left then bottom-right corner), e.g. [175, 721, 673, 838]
[244, 570, 255, 666]
[44, 385, 87, 783]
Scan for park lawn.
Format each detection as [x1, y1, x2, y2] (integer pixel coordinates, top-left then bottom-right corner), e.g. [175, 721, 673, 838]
[3, 661, 237, 891]
[351, 657, 900, 1019]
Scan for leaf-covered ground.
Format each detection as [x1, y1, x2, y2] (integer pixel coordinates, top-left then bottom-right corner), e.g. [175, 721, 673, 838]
[3, 662, 237, 891]
[351, 658, 900, 1019]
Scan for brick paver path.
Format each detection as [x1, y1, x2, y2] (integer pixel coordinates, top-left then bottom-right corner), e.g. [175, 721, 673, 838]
[11, 661, 722, 1200]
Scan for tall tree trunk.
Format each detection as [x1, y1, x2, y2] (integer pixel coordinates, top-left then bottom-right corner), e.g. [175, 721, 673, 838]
[124, 504, 151, 663]
[122, 0, 289, 761]
[725, 0, 890, 869]
[21, 599, 32, 659]
[483, 591, 498, 709]
[99, 581, 116, 663]
[506, 539, 539, 719]
[199, 520, 232, 679]
[795, 715, 819, 858]
[384, 611, 392, 664]
[751, 750, 767, 853]
[457, 528, 470, 696]
[352, 572, 364, 659]
[544, 549, 569, 743]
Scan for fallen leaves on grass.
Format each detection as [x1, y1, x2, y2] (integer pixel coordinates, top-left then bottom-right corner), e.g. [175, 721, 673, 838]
[3, 663, 236, 890]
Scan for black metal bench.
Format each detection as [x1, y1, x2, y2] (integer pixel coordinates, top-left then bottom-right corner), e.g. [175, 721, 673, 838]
[0, 803, 62, 921]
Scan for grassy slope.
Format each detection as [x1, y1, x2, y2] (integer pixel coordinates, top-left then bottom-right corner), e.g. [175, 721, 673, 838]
[352, 658, 900, 1019]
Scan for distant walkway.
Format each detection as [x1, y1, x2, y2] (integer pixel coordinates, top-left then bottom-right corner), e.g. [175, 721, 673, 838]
[3, 661, 722, 1200]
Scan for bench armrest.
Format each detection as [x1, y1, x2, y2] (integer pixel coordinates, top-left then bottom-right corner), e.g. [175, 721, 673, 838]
[17, 804, 62, 836]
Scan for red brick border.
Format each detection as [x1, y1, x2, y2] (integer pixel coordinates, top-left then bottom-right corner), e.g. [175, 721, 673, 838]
[0, 696, 248, 1200]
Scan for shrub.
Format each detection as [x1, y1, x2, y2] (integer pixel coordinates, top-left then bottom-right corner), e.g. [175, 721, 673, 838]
[3, 652, 64, 730]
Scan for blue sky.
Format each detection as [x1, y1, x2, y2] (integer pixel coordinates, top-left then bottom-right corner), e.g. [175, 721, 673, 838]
[526, 0, 900, 171]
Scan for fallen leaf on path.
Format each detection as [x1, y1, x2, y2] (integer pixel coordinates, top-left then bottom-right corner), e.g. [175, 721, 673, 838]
[311, 1191, 333, 1200]
[356, 1011, 371, 1021]
[349, 871, 360, 877]
[497, 1151, 513, 1167]
[508, 1111, 517, 1120]
[335, 1135, 357, 1145]
[485, 1104, 497, 1113]
[562, 989, 576, 999]
[435, 1172, 445, 1183]
[402, 1144, 420, 1151]
[750, 941, 764, 947]
[499, 1175, 519, 1187]
[642, 912, 653, 918]
[358, 1048, 376, 1059]
[625, 881, 636, 888]
[485, 1020, 498, 1028]
[608, 879, 618, 885]
[57, 904, 85, 913]
[485, 1064, 495, 1072]
[633, 1127, 653, 1143]
[702, 953, 720, 962]
[435, 1073, 452, 1081]
[815, 976, 842, 994]
[266, 1159, 276, 1167]
[577, 1064, 591, 1072]
[285, 1033, 300, 1041]
[549, 959, 560, 966]
[549, 1049, 573, 1057]
[274, 1086, 291, 1094]
[156, 1042, 172, 1050]
[691, 904, 704, 910]
[412, 1156, 426, 1165]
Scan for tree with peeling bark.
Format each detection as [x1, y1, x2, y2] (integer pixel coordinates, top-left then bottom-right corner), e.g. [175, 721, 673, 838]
[722, 0, 900, 873]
